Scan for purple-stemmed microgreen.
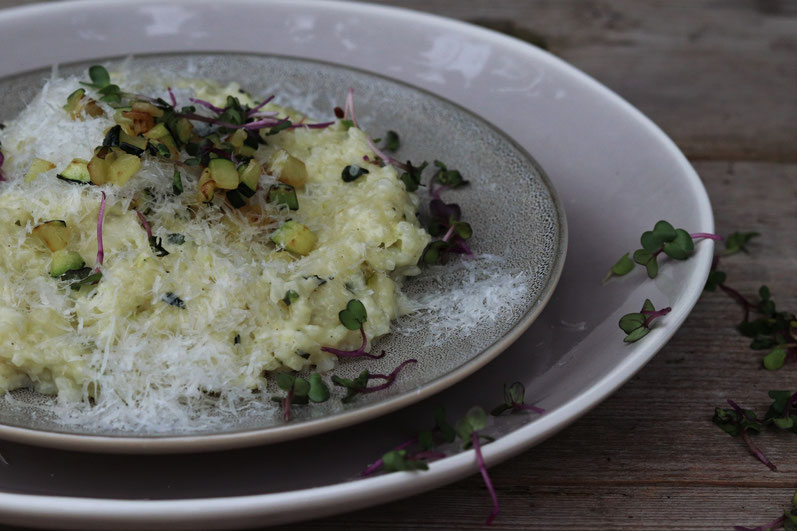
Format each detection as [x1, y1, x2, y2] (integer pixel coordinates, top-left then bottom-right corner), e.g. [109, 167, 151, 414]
[135, 210, 169, 257]
[0, 150, 5, 182]
[734, 489, 797, 531]
[271, 372, 331, 421]
[764, 391, 797, 434]
[603, 220, 722, 282]
[321, 299, 385, 359]
[94, 191, 106, 271]
[618, 299, 672, 343]
[332, 359, 418, 403]
[455, 406, 498, 525]
[713, 399, 776, 472]
[491, 382, 545, 416]
[705, 246, 797, 370]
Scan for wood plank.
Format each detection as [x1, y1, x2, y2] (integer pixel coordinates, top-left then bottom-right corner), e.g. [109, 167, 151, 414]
[363, 0, 797, 162]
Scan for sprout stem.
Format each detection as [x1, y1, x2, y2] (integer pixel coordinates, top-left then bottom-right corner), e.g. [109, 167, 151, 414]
[472, 432, 499, 525]
[135, 210, 153, 239]
[95, 191, 106, 269]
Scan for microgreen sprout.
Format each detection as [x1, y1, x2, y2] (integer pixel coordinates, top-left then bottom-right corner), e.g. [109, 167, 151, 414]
[382, 130, 400, 152]
[618, 299, 672, 343]
[491, 382, 545, 416]
[80, 65, 122, 103]
[172, 169, 183, 195]
[0, 150, 5, 182]
[724, 231, 760, 256]
[135, 210, 169, 257]
[321, 301, 390, 358]
[604, 220, 722, 282]
[94, 191, 106, 271]
[764, 391, 797, 433]
[713, 399, 776, 471]
[735, 489, 797, 531]
[331, 359, 417, 403]
[705, 249, 797, 370]
[271, 372, 330, 421]
[162, 292, 185, 309]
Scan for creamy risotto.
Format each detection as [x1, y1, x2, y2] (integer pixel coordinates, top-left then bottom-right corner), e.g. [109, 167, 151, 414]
[0, 68, 430, 409]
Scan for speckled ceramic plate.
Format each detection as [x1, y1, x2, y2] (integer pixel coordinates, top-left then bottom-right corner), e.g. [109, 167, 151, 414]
[0, 1, 714, 529]
[0, 42, 565, 450]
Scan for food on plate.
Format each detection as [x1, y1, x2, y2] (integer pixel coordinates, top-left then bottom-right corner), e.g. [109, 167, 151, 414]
[0, 65, 432, 424]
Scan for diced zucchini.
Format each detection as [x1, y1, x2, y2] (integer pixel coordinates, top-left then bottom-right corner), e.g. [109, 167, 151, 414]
[208, 158, 239, 190]
[131, 101, 164, 117]
[143, 122, 170, 140]
[32, 220, 70, 252]
[237, 159, 261, 197]
[237, 145, 257, 157]
[50, 249, 85, 277]
[197, 168, 216, 202]
[174, 118, 193, 144]
[63, 88, 85, 119]
[113, 107, 135, 135]
[271, 221, 316, 255]
[57, 158, 91, 184]
[228, 129, 247, 148]
[266, 183, 299, 211]
[267, 149, 307, 190]
[87, 155, 110, 185]
[24, 158, 56, 182]
[108, 152, 141, 186]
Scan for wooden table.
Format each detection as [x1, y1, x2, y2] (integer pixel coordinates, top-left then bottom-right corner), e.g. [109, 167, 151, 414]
[293, 2, 797, 529]
[1, 1, 794, 529]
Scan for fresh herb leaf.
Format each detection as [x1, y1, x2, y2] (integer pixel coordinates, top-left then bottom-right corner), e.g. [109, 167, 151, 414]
[167, 233, 185, 245]
[162, 292, 185, 309]
[341, 164, 369, 183]
[399, 160, 427, 192]
[618, 299, 671, 343]
[724, 231, 760, 256]
[308, 373, 330, 403]
[338, 299, 367, 330]
[282, 290, 299, 306]
[265, 120, 292, 136]
[87, 65, 110, 88]
[602, 253, 635, 283]
[764, 391, 797, 433]
[148, 236, 169, 257]
[172, 169, 183, 196]
[704, 270, 726, 292]
[713, 399, 776, 471]
[491, 381, 544, 416]
[381, 449, 429, 472]
[382, 130, 400, 152]
[431, 160, 468, 188]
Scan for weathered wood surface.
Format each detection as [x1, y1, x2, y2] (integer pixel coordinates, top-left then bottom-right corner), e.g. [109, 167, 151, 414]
[290, 1, 797, 529]
[0, 1, 794, 529]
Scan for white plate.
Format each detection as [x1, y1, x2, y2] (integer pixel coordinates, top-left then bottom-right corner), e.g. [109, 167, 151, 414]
[0, 0, 714, 528]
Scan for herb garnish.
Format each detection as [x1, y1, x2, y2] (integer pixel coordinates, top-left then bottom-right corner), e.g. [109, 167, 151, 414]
[271, 372, 330, 421]
[282, 290, 299, 306]
[491, 382, 545, 416]
[713, 399, 776, 471]
[135, 210, 169, 257]
[603, 221, 722, 282]
[321, 299, 385, 359]
[331, 359, 417, 403]
[381, 130, 400, 152]
[618, 299, 672, 343]
[342, 164, 369, 182]
[59, 266, 102, 290]
[162, 292, 185, 309]
[95, 191, 106, 269]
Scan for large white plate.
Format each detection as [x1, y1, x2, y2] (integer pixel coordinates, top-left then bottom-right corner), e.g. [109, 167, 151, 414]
[0, 0, 714, 528]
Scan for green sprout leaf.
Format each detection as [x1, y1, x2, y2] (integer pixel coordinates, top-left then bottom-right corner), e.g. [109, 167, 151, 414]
[275, 372, 295, 392]
[172, 169, 183, 195]
[704, 270, 726, 292]
[87, 65, 111, 88]
[339, 299, 367, 330]
[382, 130, 400, 152]
[455, 406, 487, 441]
[399, 160, 427, 192]
[282, 290, 299, 306]
[763, 346, 787, 371]
[308, 373, 330, 403]
[764, 391, 797, 433]
[381, 449, 429, 472]
[724, 231, 760, 256]
[602, 253, 635, 283]
[618, 299, 670, 343]
[431, 160, 468, 188]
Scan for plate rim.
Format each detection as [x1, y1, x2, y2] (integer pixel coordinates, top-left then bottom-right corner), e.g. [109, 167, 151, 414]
[0, 0, 713, 527]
